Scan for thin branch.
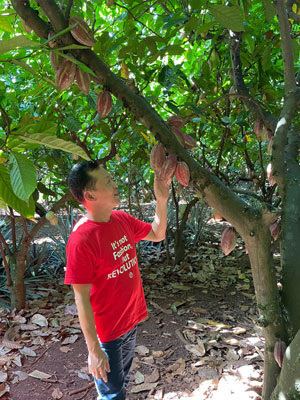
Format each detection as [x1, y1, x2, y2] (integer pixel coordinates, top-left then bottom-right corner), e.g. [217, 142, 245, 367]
[64, 0, 73, 20]
[8, 207, 17, 253]
[0, 232, 11, 256]
[0, 240, 12, 286]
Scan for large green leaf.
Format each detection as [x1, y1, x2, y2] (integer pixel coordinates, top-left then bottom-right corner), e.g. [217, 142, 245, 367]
[0, 165, 35, 217]
[209, 4, 245, 32]
[262, 0, 276, 21]
[0, 36, 40, 54]
[20, 133, 91, 160]
[0, 15, 14, 33]
[9, 152, 37, 201]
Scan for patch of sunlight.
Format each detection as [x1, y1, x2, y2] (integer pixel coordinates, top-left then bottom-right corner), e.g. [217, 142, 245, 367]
[279, 392, 287, 400]
[285, 345, 291, 360]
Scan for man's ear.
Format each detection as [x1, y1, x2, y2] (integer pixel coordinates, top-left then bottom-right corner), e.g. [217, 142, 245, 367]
[83, 190, 96, 202]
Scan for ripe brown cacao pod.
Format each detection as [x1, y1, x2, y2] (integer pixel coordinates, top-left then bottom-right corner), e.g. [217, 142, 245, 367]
[171, 127, 185, 146]
[183, 134, 197, 149]
[69, 17, 95, 47]
[274, 340, 287, 368]
[96, 91, 113, 118]
[150, 143, 166, 172]
[269, 220, 280, 241]
[75, 66, 90, 95]
[50, 51, 63, 71]
[167, 115, 185, 128]
[159, 154, 177, 184]
[48, 31, 57, 48]
[175, 161, 190, 187]
[254, 121, 268, 142]
[56, 60, 76, 91]
[221, 227, 237, 256]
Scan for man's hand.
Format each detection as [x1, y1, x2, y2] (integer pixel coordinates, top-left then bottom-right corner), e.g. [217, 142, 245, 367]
[154, 173, 171, 202]
[88, 347, 110, 382]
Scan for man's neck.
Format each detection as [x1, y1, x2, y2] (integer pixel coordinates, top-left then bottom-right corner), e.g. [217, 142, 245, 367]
[86, 208, 112, 223]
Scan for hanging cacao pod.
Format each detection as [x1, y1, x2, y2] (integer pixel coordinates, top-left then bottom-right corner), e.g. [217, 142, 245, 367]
[75, 66, 90, 95]
[56, 60, 76, 91]
[69, 17, 95, 47]
[171, 127, 185, 146]
[175, 161, 190, 187]
[183, 134, 197, 149]
[50, 51, 63, 71]
[221, 227, 237, 256]
[150, 143, 166, 172]
[274, 340, 287, 368]
[96, 91, 113, 118]
[48, 31, 57, 48]
[269, 221, 280, 241]
[159, 154, 177, 184]
[167, 115, 185, 128]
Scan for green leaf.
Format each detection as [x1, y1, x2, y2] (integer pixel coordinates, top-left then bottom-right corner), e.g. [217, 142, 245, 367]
[0, 36, 40, 54]
[261, 44, 272, 72]
[209, 4, 245, 32]
[20, 133, 91, 160]
[65, 116, 82, 132]
[0, 15, 14, 33]
[11, 60, 56, 87]
[0, 165, 35, 217]
[9, 152, 37, 201]
[262, 0, 275, 21]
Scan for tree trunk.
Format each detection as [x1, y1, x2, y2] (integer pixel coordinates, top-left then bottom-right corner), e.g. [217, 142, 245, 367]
[280, 170, 300, 336]
[271, 327, 300, 399]
[245, 222, 287, 399]
[7, 254, 27, 310]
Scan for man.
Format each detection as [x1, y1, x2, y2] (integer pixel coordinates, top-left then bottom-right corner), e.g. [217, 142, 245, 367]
[64, 160, 170, 399]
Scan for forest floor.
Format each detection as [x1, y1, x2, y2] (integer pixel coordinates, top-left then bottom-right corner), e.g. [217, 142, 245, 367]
[1, 212, 280, 400]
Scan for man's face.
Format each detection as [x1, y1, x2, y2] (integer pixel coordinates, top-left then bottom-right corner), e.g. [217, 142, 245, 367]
[85, 167, 120, 208]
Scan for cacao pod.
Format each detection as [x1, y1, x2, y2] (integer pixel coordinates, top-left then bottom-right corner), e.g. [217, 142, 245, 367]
[96, 91, 113, 118]
[269, 221, 280, 241]
[175, 161, 190, 187]
[50, 51, 63, 71]
[221, 227, 237, 256]
[159, 154, 177, 184]
[48, 31, 57, 48]
[56, 60, 76, 91]
[75, 66, 90, 95]
[69, 17, 95, 47]
[45, 211, 55, 221]
[171, 127, 185, 146]
[167, 115, 185, 128]
[267, 163, 276, 186]
[274, 340, 287, 368]
[183, 134, 197, 149]
[150, 143, 166, 172]
[254, 121, 268, 142]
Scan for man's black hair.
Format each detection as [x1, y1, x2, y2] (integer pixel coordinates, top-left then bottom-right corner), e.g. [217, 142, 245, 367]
[68, 160, 100, 203]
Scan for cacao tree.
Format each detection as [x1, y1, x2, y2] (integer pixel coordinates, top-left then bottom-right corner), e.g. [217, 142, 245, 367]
[1, 0, 300, 398]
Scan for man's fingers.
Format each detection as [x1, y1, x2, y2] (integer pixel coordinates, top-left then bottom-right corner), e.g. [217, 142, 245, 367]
[105, 358, 111, 373]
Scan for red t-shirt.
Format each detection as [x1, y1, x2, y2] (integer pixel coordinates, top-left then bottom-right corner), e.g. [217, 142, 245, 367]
[64, 210, 152, 342]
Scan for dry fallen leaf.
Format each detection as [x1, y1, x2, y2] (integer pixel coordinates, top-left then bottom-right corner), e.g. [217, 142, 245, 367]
[52, 387, 63, 399]
[185, 343, 206, 357]
[0, 372, 7, 383]
[61, 334, 78, 345]
[59, 346, 72, 353]
[31, 314, 48, 327]
[20, 347, 36, 357]
[134, 371, 144, 384]
[135, 345, 149, 356]
[130, 382, 158, 393]
[145, 368, 160, 383]
[28, 370, 52, 380]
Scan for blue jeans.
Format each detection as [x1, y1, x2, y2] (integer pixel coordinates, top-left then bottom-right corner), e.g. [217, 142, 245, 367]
[94, 326, 137, 400]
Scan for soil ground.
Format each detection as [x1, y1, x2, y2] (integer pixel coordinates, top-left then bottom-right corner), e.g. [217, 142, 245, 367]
[0, 213, 272, 400]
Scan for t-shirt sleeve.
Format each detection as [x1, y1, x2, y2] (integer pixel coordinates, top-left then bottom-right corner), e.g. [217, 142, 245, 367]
[124, 212, 152, 243]
[64, 236, 96, 285]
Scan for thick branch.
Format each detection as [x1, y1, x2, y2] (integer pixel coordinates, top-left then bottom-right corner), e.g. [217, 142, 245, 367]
[11, 0, 50, 39]
[275, 0, 296, 93]
[0, 241, 12, 286]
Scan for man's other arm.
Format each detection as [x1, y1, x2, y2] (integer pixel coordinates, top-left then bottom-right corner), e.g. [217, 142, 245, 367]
[72, 284, 110, 381]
